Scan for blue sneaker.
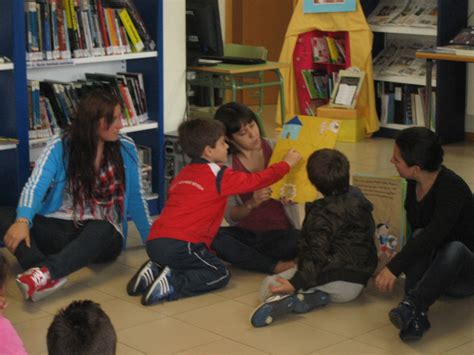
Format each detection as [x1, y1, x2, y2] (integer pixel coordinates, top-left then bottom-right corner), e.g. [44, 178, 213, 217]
[141, 266, 176, 306]
[399, 312, 431, 342]
[250, 294, 297, 327]
[389, 299, 417, 331]
[127, 260, 162, 296]
[293, 290, 330, 313]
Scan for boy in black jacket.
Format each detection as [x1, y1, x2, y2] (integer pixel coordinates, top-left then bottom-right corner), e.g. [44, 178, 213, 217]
[251, 149, 378, 327]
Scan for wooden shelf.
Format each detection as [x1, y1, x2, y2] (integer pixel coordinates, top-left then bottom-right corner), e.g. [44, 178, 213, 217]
[374, 73, 437, 87]
[0, 63, 14, 71]
[370, 25, 437, 37]
[27, 51, 158, 69]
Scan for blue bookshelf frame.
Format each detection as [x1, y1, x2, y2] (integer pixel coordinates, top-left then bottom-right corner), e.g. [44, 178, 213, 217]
[0, 0, 165, 216]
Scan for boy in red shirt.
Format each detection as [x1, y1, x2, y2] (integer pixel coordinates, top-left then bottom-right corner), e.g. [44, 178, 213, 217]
[127, 119, 301, 305]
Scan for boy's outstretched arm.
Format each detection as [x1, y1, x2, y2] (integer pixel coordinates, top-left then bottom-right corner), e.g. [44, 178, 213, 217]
[219, 149, 302, 197]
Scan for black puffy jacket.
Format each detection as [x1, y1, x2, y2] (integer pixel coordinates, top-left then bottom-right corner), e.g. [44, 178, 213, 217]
[290, 186, 378, 291]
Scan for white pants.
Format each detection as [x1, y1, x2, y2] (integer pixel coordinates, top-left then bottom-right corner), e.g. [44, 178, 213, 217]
[260, 266, 364, 303]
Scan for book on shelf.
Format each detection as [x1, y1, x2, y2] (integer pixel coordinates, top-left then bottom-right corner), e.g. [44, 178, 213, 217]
[329, 68, 364, 109]
[376, 81, 433, 128]
[352, 175, 408, 271]
[27, 72, 150, 141]
[0, 56, 12, 63]
[25, 0, 155, 62]
[311, 35, 346, 64]
[368, 0, 437, 28]
[432, 45, 474, 57]
[449, 26, 474, 46]
[137, 144, 153, 195]
[0, 137, 19, 145]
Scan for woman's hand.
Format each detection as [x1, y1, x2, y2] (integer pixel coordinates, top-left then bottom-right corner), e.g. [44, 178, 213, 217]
[4, 220, 31, 253]
[280, 196, 294, 206]
[269, 277, 296, 295]
[375, 267, 397, 293]
[250, 188, 272, 208]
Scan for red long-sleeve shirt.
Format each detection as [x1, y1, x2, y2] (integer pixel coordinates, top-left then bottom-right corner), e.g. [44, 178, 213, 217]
[148, 158, 290, 248]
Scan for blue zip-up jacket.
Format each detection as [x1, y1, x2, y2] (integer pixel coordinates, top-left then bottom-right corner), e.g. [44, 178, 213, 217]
[16, 134, 152, 244]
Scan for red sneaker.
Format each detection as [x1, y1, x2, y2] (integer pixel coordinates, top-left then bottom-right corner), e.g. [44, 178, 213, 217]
[16, 267, 67, 302]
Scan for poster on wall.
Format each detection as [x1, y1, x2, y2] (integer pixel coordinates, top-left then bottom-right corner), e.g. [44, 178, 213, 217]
[304, 0, 356, 13]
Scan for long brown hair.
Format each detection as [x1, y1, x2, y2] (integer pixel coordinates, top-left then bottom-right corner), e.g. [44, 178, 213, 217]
[64, 89, 125, 213]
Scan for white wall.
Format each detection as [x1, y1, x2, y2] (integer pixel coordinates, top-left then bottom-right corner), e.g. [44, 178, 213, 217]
[163, 0, 187, 133]
[465, 0, 474, 132]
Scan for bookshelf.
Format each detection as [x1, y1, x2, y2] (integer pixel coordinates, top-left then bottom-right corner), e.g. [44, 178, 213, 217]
[370, 0, 468, 143]
[293, 30, 351, 115]
[0, 0, 164, 215]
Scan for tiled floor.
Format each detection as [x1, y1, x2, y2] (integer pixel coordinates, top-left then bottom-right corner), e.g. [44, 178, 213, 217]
[2, 109, 474, 354]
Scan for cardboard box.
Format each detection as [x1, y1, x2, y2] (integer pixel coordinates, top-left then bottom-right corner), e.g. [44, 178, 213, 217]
[317, 105, 365, 142]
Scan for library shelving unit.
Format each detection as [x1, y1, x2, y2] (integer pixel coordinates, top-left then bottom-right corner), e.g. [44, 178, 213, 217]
[293, 30, 351, 115]
[0, 0, 164, 215]
[371, 0, 468, 143]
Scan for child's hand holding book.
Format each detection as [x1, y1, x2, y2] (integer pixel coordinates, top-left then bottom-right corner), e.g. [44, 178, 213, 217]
[283, 148, 302, 168]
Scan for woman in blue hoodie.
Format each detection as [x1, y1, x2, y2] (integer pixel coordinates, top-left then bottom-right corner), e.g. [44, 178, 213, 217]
[0, 89, 151, 302]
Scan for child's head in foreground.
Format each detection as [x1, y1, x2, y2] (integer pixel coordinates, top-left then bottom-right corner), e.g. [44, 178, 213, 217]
[47, 300, 117, 355]
[178, 119, 228, 162]
[307, 148, 350, 196]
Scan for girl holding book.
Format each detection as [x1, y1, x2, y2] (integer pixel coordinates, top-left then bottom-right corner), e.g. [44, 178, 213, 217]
[375, 127, 474, 341]
[211, 102, 300, 275]
[0, 89, 151, 302]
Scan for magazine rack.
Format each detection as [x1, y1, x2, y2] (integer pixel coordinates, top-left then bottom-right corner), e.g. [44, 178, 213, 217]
[369, 0, 468, 143]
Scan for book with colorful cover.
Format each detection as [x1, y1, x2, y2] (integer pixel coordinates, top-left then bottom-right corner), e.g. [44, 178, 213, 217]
[352, 175, 408, 271]
[269, 115, 340, 203]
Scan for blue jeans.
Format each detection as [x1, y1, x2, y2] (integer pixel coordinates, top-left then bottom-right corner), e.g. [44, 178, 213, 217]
[405, 241, 474, 311]
[211, 227, 299, 274]
[0, 207, 123, 279]
[146, 238, 230, 299]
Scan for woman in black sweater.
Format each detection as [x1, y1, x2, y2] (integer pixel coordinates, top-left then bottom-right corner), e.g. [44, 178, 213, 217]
[375, 127, 474, 341]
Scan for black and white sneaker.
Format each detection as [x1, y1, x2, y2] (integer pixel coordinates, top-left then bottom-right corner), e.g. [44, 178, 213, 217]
[127, 260, 162, 296]
[141, 266, 176, 306]
[250, 294, 297, 327]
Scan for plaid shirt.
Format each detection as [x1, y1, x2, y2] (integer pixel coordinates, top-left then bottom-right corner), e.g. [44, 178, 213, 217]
[88, 157, 125, 223]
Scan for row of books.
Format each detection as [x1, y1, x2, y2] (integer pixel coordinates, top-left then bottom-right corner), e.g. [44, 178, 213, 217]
[25, 0, 155, 62]
[301, 69, 338, 101]
[368, 0, 437, 28]
[137, 145, 153, 196]
[27, 71, 149, 140]
[377, 82, 435, 129]
[373, 41, 435, 78]
[311, 36, 346, 64]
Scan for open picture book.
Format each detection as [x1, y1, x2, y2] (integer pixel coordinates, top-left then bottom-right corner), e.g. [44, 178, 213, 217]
[352, 174, 408, 272]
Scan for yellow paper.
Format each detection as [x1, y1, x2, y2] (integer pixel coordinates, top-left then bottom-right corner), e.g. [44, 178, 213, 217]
[269, 115, 340, 203]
